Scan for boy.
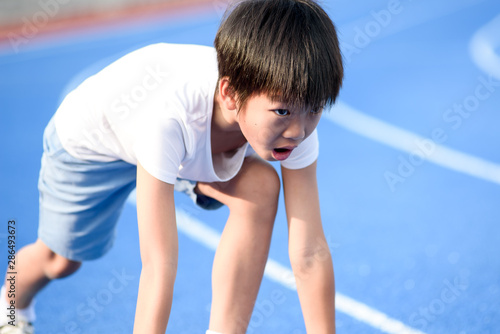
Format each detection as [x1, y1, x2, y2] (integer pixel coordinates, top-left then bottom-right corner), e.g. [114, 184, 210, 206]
[1, 0, 343, 333]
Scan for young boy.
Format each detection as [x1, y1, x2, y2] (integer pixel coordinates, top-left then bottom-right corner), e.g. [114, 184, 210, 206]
[1, 0, 343, 333]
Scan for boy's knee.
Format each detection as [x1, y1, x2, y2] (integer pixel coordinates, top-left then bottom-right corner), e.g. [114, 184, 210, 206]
[35, 240, 82, 279]
[198, 157, 280, 213]
[239, 157, 280, 206]
[256, 164, 280, 203]
[46, 255, 82, 279]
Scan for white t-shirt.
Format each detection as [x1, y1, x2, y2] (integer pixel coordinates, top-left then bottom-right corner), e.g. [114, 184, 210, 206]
[54, 43, 319, 184]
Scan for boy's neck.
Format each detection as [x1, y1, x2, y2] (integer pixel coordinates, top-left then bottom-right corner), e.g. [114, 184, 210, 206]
[211, 93, 247, 154]
[212, 92, 240, 132]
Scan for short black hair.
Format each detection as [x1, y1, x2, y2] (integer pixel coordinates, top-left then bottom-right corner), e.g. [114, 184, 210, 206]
[214, 0, 343, 109]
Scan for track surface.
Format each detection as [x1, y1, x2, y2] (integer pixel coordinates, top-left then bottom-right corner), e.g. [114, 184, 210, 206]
[1, 1, 500, 333]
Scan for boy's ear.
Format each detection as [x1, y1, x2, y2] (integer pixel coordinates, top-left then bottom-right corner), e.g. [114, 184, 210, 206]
[218, 77, 238, 111]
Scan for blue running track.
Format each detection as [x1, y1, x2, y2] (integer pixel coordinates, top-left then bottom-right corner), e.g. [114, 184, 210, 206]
[1, 0, 500, 333]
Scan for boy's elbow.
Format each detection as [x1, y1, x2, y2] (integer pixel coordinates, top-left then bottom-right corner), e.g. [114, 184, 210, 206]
[289, 245, 333, 280]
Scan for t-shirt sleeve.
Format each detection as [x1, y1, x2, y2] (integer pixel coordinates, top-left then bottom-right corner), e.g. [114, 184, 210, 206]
[134, 118, 186, 184]
[280, 128, 319, 170]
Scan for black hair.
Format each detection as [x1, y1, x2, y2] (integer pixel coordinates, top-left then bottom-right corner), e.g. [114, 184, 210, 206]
[214, 0, 343, 109]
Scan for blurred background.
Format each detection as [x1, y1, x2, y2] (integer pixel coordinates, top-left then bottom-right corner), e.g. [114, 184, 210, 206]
[1, 0, 499, 333]
[0, 0, 216, 40]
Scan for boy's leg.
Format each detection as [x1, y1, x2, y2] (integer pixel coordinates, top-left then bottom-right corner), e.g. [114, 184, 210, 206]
[1, 116, 135, 329]
[196, 156, 280, 334]
[3, 239, 81, 309]
[1, 239, 80, 329]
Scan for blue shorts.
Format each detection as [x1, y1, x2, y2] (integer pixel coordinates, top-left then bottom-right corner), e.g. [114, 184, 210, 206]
[38, 118, 222, 262]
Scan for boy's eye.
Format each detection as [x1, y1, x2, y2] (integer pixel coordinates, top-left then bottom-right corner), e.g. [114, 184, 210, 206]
[273, 109, 290, 116]
[310, 107, 323, 115]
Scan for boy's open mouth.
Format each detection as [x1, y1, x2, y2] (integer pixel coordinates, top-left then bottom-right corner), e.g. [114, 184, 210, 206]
[272, 147, 293, 161]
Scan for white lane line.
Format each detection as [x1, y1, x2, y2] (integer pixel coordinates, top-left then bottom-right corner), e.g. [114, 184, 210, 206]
[470, 13, 500, 80]
[127, 192, 425, 333]
[325, 101, 500, 186]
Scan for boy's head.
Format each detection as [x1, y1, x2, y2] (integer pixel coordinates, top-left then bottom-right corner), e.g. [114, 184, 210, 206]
[214, 0, 343, 110]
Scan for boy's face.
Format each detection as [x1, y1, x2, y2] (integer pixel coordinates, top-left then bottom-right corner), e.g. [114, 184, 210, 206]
[236, 93, 322, 161]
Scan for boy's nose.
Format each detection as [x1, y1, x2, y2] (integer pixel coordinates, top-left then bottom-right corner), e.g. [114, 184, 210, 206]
[282, 118, 306, 141]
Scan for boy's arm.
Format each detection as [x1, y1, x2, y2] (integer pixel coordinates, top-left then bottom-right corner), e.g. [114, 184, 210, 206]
[281, 160, 336, 334]
[133, 162, 178, 334]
